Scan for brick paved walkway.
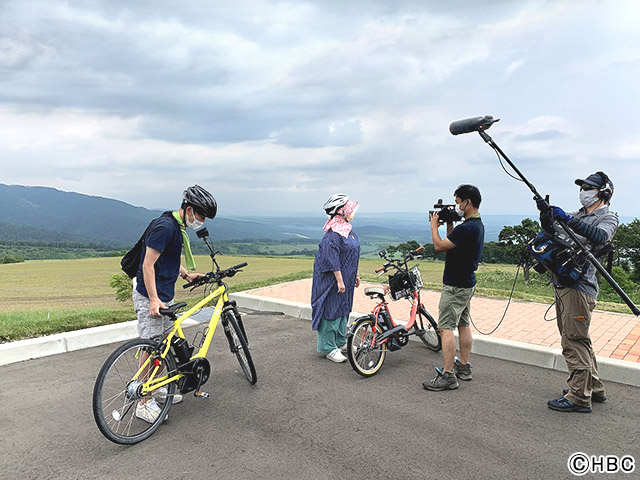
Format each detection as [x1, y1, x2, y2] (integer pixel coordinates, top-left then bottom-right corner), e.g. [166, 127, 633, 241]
[250, 278, 640, 363]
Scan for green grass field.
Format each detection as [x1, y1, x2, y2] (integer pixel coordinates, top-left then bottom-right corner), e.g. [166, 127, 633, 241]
[0, 255, 313, 341]
[0, 255, 314, 312]
[0, 255, 632, 342]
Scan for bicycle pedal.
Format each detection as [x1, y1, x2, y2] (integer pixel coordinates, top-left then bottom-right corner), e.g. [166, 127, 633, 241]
[194, 391, 210, 399]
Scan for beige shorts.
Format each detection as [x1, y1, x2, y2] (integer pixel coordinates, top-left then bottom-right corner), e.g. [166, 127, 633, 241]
[132, 288, 174, 339]
[438, 284, 475, 330]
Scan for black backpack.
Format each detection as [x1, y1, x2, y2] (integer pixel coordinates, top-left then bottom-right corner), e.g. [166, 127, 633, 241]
[120, 221, 155, 278]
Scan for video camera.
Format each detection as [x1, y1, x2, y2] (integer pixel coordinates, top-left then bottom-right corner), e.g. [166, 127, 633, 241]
[429, 199, 461, 224]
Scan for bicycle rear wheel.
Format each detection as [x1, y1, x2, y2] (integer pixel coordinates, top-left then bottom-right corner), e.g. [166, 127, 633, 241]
[347, 317, 386, 377]
[92, 338, 177, 445]
[223, 311, 257, 385]
[416, 308, 441, 351]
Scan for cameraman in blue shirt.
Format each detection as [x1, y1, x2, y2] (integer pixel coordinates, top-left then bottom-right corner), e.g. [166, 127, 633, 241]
[423, 185, 484, 391]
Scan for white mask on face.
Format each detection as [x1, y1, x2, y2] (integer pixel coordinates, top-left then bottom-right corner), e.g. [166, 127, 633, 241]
[455, 200, 466, 219]
[186, 210, 204, 230]
[579, 189, 599, 208]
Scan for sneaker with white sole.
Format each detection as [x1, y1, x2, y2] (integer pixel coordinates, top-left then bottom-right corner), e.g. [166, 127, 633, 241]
[155, 387, 183, 404]
[326, 348, 347, 363]
[135, 398, 167, 424]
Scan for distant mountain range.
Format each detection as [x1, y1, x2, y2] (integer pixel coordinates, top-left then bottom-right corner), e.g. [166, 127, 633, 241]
[2, 184, 632, 248]
[0, 184, 323, 246]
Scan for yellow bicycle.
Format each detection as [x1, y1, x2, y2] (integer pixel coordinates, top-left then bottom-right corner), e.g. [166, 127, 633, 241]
[92, 228, 256, 444]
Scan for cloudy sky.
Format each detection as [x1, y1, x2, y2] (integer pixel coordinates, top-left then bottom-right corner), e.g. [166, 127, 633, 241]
[1, 0, 638, 217]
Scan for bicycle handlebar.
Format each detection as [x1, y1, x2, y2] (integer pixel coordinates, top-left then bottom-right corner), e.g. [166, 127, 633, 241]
[182, 262, 248, 289]
[376, 247, 424, 274]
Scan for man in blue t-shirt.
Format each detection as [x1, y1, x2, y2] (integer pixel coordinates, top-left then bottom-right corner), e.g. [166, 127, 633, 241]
[133, 185, 217, 423]
[423, 185, 484, 391]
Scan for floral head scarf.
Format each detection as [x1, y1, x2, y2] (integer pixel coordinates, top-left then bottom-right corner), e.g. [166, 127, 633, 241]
[323, 200, 358, 237]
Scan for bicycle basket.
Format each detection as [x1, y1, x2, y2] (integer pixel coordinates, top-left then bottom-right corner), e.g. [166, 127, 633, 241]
[388, 267, 423, 301]
[410, 266, 423, 290]
[389, 272, 409, 301]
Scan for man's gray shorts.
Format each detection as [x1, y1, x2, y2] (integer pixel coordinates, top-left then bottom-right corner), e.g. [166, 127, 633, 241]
[132, 288, 174, 339]
[438, 284, 475, 330]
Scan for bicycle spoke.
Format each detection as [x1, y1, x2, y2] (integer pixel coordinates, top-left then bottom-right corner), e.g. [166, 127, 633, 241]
[93, 338, 175, 444]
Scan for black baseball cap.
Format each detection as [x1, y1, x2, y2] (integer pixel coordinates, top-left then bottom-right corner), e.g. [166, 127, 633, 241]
[575, 172, 607, 189]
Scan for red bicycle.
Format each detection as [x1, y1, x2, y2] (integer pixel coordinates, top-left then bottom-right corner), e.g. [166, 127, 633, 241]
[346, 246, 441, 377]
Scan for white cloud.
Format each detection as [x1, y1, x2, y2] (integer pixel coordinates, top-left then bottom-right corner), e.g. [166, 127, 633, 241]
[0, 0, 638, 216]
[506, 59, 525, 75]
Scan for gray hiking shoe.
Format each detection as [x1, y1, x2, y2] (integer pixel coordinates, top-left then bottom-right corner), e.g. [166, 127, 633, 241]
[454, 357, 472, 381]
[422, 367, 459, 391]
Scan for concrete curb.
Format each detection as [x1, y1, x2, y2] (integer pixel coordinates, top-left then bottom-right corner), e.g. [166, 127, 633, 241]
[0, 318, 199, 367]
[231, 292, 640, 388]
[2, 291, 640, 389]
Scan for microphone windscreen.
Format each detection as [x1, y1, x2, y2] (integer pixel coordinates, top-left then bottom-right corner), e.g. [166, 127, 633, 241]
[449, 115, 498, 135]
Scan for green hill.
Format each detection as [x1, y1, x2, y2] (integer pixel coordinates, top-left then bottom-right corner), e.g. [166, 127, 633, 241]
[0, 184, 308, 246]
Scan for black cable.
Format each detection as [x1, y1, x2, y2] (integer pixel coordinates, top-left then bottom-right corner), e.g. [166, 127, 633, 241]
[544, 285, 571, 322]
[470, 264, 521, 335]
[492, 145, 524, 183]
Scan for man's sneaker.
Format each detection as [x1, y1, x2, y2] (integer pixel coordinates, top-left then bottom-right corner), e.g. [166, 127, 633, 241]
[155, 387, 183, 404]
[422, 367, 459, 391]
[326, 348, 347, 363]
[454, 356, 472, 381]
[563, 388, 606, 403]
[135, 398, 168, 423]
[547, 397, 592, 413]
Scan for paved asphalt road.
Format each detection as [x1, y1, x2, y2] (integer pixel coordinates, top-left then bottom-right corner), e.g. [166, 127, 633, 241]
[1, 311, 638, 480]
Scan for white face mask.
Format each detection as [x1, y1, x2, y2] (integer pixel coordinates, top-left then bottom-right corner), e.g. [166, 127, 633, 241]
[346, 204, 359, 222]
[186, 210, 204, 230]
[579, 189, 599, 208]
[455, 200, 467, 219]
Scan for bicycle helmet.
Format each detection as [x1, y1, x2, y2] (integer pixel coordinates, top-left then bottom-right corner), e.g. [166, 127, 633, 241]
[323, 193, 349, 216]
[182, 185, 217, 219]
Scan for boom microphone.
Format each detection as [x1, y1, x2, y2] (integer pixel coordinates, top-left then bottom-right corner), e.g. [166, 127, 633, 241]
[449, 115, 500, 135]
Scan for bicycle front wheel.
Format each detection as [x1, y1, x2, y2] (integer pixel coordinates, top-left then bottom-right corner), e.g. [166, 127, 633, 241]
[416, 308, 441, 352]
[224, 311, 257, 385]
[347, 317, 386, 377]
[92, 338, 177, 445]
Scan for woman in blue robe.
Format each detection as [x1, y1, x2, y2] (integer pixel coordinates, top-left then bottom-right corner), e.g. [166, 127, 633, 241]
[311, 195, 361, 362]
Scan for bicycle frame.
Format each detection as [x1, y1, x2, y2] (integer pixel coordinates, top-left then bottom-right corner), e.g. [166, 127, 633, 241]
[132, 284, 229, 395]
[369, 290, 427, 347]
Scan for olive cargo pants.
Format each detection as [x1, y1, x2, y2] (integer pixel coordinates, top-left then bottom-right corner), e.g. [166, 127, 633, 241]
[555, 287, 605, 407]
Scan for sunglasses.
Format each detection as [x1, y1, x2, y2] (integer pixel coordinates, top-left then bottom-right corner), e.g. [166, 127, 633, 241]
[580, 185, 597, 191]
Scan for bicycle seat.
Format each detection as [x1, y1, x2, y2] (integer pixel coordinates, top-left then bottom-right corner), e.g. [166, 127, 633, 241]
[364, 287, 386, 301]
[159, 302, 188, 317]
